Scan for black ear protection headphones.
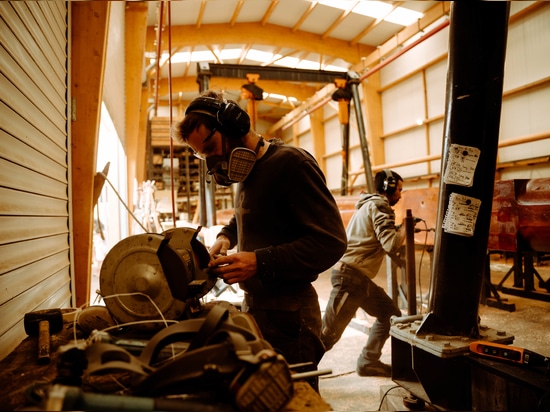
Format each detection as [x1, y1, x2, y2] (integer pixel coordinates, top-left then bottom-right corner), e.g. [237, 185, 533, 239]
[185, 96, 251, 138]
[383, 169, 397, 193]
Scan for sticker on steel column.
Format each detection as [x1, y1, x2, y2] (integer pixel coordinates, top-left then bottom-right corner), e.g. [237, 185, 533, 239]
[442, 193, 481, 237]
[443, 144, 480, 187]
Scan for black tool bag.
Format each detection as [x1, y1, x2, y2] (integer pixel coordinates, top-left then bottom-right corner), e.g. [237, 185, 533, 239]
[83, 303, 294, 412]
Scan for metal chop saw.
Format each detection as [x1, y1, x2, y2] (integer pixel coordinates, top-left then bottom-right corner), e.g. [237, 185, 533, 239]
[98, 227, 217, 327]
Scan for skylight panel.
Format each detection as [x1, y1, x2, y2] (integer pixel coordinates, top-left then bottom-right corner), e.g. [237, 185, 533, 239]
[384, 7, 423, 26]
[219, 48, 242, 60]
[296, 60, 322, 70]
[318, 0, 423, 27]
[352, 1, 393, 18]
[273, 56, 300, 68]
[246, 50, 278, 63]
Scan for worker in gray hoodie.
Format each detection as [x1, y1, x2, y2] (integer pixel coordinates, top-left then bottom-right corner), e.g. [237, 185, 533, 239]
[321, 169, 405, 377]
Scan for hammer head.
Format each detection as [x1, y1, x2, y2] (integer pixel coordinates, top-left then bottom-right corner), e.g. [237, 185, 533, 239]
[24, 309, 64, 336]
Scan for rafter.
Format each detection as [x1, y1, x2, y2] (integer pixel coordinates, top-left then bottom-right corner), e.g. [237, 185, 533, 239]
[230, 0, 244, 26]
[292, 1, 318, 33]
[146, 22, 375, 65]
[261, 0, 279, 26]
[350, 1, 403, 46]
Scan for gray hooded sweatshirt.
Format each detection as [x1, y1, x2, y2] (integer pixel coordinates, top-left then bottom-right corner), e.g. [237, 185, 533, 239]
[339, 192, 403, 279]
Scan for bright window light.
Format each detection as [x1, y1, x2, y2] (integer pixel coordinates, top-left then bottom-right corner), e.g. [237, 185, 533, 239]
[352, 1, 393, 18]
[273, 56, 300, 68]
[319, 0, 423, 27]
[296, 60, 322, 70]
[324, 64, 348, 72]
[385, 7, 423, 26]
[219, 48, 242, 60]
[246, 49, 278, 63]
[318, 0, 357, 12]
[166, 50, 216, 64]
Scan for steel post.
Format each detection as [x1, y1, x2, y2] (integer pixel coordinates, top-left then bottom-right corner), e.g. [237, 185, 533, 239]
[420, 1, 510, 337]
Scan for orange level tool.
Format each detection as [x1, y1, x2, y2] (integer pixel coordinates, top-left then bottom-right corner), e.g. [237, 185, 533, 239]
[470, 341, 549, 369]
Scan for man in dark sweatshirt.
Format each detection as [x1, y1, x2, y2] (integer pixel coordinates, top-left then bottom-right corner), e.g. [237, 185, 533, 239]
[171, 90, 347, 390]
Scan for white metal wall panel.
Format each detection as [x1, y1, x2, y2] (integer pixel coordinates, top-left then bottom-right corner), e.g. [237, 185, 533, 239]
[425, 59, 447, 119]
[381, 74, 425, 134]
[499, 6, 550, 165]
[380, 25, 450, 88]
[0, 1, 70, 361]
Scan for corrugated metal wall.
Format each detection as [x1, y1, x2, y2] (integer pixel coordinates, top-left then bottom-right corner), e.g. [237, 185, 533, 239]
[0, 1, 71, 361]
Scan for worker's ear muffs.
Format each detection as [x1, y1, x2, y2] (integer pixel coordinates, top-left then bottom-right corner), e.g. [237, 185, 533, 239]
[186, 96, 250, 138]
[383, 169, 397, 193]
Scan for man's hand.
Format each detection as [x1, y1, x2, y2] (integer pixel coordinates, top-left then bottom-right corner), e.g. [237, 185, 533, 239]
[208, 234, 231, 258]
[208, 251, 258, 284]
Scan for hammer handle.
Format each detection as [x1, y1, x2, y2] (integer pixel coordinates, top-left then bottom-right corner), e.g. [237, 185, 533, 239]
[37, 320, 51, 364]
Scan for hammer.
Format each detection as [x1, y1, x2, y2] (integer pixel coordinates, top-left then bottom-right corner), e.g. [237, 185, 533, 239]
[24, 308, 64, 364]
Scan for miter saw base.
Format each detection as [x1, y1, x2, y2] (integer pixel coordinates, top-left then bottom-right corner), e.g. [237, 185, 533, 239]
[98, 226, 216, 329]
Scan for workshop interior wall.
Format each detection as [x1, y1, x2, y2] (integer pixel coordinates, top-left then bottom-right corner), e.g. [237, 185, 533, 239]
[0, 2, 72, 361]
[498, 5, 550, 179]
[321, 4, 550, 193]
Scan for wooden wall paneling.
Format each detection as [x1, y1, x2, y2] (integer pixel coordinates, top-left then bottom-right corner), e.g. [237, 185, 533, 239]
[70, 2, 110, 307]
[125, 2, 149, 226]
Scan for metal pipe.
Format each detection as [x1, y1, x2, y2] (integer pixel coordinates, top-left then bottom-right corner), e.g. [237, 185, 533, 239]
[196, 69, 211, 227]
[153, 2, 164, 117]
[340, 121, 349, 195]
[359, 19, 450, 82]
[419, 1, 510, 337]
[404, 209, 417, 315]
[348, 71, 375, 193]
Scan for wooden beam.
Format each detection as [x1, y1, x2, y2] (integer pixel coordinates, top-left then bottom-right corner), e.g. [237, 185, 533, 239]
[70, 1, 110, 308]
[361, 72, 384, 167]
[125, 1, 149, 233]
[309, 107, 326, 174]
[146, 22, 375, 66]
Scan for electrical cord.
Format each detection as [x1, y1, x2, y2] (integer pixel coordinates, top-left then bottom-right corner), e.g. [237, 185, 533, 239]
[412, 218, 436, 314]
[377, 385, 401, 411]
[98, 172, 148, 233]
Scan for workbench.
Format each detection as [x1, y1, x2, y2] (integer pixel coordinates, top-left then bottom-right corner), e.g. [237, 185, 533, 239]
[0, 318, 332, 411]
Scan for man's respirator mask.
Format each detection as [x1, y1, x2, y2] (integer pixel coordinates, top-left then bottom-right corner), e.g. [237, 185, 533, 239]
[206, 135, 264, 186]
[184, 96, 263, 186]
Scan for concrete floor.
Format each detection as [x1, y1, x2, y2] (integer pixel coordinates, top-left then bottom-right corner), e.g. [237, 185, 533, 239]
[314, 252, 550, 411]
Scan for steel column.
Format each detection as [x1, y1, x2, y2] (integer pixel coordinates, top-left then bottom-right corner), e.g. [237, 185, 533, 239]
[420, 1, 510, 337]
[196, 65, 216, 227]
[348, 71, 375, 193]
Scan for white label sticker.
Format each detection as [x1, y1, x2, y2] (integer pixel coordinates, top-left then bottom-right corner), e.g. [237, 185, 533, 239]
[442, 193, 481, 237]
[443, 144, 480, 187]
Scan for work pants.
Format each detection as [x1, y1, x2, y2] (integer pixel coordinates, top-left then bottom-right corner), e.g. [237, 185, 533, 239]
[321, 263, 401, 368]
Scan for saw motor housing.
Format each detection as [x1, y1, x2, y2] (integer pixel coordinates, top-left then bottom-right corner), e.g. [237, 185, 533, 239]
[99, 227, 216, 326]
